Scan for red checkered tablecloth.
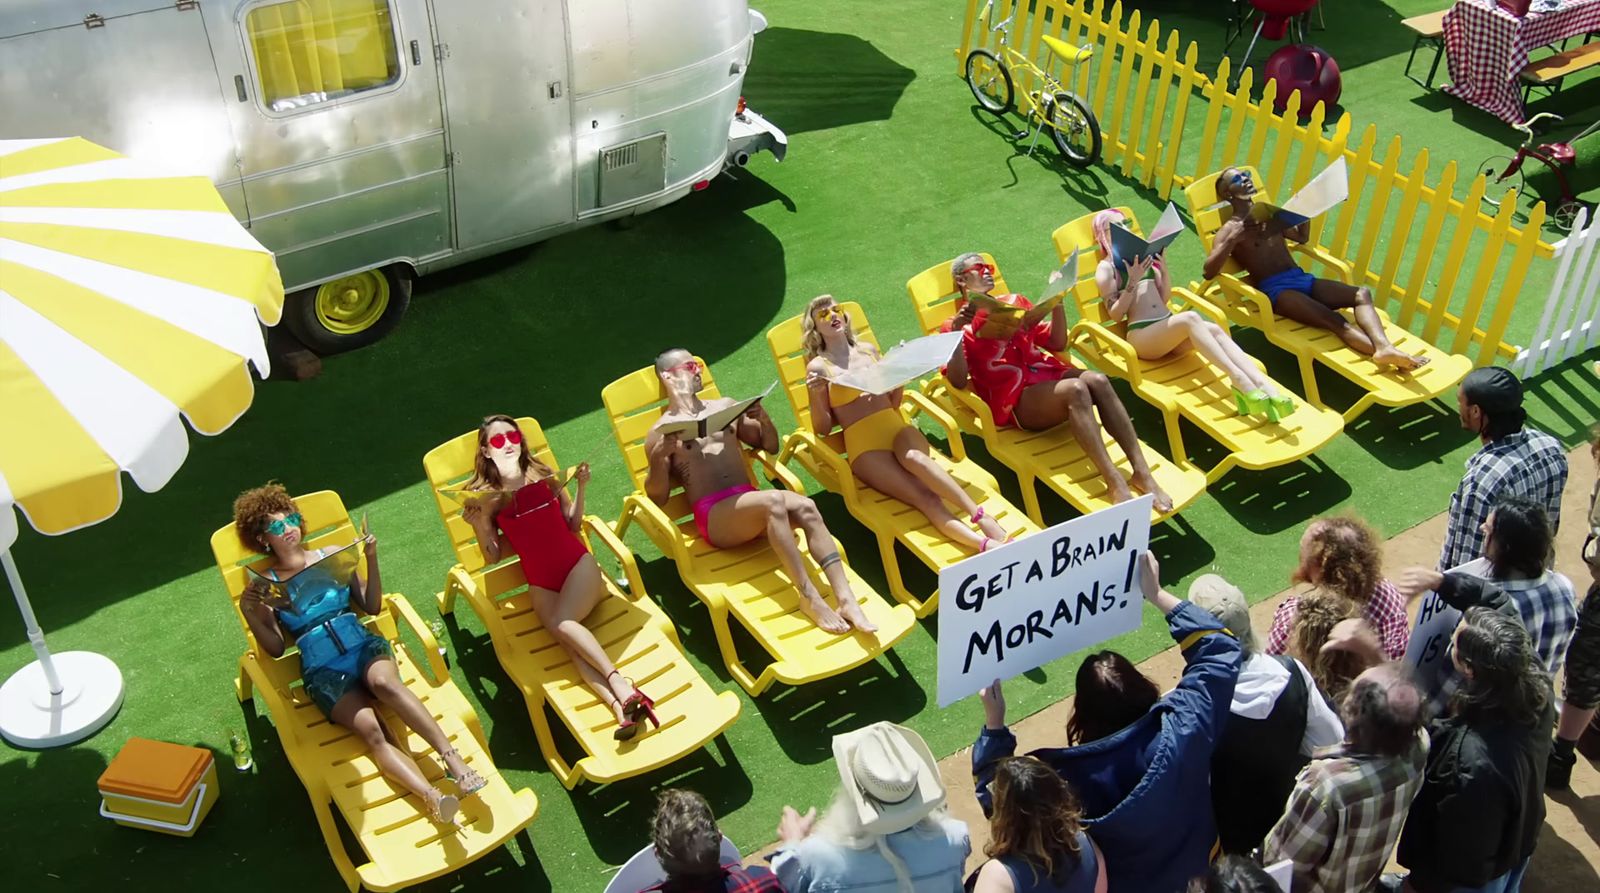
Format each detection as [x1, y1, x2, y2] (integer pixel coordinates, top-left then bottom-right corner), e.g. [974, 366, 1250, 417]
[1443, 0, 1600, 123]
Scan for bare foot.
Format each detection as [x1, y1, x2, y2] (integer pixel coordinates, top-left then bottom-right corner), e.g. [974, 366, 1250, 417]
[797, 589, 850, 633]
[1372, 346, 1428, 371]
[974, 510, 1009, 542]
[1106, 477, 1135, 505]
[1130, 472, 1174, 514]
[835, 595, 880, 634]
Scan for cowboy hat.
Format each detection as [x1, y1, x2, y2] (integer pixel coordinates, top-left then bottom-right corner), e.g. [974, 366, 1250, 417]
[831, 722, 945, 835]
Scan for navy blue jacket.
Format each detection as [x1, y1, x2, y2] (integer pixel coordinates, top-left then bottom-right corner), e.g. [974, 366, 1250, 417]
[972, 602, 1241, 893]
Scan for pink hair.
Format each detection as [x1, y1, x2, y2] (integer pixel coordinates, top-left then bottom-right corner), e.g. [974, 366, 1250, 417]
[1093, 208, 1164, 273]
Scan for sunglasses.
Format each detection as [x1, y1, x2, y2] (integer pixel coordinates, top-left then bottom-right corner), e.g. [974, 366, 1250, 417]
[488, 430, 523, 450]
[261, 512, 304, 538]
[962, 262, 995, 279]
[1228, 171, 1253, 187]
[665, 359, 702, 377]
[814, 305, 844, 323]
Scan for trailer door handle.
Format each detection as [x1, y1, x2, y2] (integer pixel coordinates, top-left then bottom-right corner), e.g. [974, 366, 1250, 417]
[410, 40, 422, 66]
[234, 75, 248, 103]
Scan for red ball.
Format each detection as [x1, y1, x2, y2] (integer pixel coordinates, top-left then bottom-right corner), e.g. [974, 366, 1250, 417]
[1263, 44, 1342, 115]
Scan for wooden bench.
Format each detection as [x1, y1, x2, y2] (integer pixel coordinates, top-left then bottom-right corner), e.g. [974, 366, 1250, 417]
[1402, 10, 1449, 90]
[1522, 40, 1600, 100]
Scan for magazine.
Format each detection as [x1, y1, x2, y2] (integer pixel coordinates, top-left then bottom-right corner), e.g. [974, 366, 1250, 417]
[656, 381, 778, 440]
[824, 332, 963, 395]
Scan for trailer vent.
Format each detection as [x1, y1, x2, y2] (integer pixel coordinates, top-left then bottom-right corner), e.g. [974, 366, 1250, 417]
[598, 133, 667, 209]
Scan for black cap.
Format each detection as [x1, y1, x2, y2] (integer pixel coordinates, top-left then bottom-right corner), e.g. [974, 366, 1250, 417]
[1461, 366, 1523, 414]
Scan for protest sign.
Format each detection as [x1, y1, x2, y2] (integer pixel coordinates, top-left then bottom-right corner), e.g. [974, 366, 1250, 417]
[937, 494, 1152, 706]
[1403, 558, 1489, 690]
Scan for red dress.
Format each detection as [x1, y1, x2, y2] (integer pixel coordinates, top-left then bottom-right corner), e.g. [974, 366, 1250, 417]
[496, 479, 589, 591]
[945, 294, 1073, 427]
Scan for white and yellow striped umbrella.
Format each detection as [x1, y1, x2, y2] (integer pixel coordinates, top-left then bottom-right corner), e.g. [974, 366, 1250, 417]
[0, 137, 284, 548]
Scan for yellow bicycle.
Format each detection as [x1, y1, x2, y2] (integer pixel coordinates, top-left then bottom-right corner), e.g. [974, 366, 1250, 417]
[964, 0, 1102, 167]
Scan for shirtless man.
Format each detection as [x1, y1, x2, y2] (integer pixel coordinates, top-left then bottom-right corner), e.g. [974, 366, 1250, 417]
[943, 253, 1174, 514]
[1202, 166, 1426, 371]
[644, 348, 876, 634]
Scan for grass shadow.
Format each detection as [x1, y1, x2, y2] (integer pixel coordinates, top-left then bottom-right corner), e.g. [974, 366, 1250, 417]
[751, 650, 929, 766]
[1343, 397, 1472, 470]
[1525, 356, 1600, 444]
[1207, 454, 1352, 535]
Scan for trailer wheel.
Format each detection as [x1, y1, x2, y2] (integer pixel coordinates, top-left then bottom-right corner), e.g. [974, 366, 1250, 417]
[284, 266, 412, 354]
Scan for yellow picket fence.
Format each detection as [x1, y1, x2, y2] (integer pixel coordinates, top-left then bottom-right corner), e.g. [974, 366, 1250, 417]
[956, 0, 1557, 366]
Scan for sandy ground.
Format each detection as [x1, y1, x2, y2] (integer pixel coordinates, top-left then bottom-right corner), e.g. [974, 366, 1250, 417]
[745, 443, 1600, 889]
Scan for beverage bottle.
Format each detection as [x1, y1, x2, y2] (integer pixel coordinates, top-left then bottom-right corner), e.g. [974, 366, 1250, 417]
[229, 730, 253, 771]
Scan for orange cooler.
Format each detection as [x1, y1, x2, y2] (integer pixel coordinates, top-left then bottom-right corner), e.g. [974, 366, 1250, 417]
[97, 738, 219, 837]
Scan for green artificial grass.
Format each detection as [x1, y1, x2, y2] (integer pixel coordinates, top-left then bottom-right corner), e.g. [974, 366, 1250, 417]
[4, 2, 1600, 891]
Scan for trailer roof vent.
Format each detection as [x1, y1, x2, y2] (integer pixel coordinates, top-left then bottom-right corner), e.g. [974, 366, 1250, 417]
[599, 132, 667, 209]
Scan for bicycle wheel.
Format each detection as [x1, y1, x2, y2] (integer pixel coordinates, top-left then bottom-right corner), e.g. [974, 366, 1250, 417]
[1475, 156, 1525, 212]
[1048, 92, 1102, 167]
[965, 50, 1014, 115]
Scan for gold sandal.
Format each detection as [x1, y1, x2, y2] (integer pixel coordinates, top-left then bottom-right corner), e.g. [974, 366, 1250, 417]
[439, 747, 488, 797]
[425, 789, 460, 826]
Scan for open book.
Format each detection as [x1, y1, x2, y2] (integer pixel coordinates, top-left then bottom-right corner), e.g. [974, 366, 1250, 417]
[246, 540, 363, 605]
[965, 291, 1065, 338]
[656, 381, 778, 440]
[1040, 250, 1081, 304]
[824, 331, 963, 395]
[1250, 157, 1348, 230]
[1109, 203, 1185, 270]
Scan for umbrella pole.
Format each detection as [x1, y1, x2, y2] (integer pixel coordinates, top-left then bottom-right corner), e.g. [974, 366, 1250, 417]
[0, 550, 124, 748]
[3, 550, 62, 694]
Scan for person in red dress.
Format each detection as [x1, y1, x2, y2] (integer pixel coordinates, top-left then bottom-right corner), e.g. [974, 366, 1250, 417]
[943, 252, 1173, 513]
[462, 414, 656, 739]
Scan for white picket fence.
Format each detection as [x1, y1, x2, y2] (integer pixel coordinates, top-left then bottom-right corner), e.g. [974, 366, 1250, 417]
[1515, 207, 1600, 378]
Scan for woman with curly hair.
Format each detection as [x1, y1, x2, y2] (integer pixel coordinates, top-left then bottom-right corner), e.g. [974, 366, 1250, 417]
[459, 415, 655, 739]
[1268, 516, 1410, 660]
[802, 294, 1010, 551]
[233, 483, 483, 825]
[971, 756, 1106, 893]
[1286, 590, 1366, 704]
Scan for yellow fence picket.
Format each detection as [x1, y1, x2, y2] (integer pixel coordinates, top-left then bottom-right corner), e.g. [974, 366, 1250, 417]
[1398, 160, 1458, 330]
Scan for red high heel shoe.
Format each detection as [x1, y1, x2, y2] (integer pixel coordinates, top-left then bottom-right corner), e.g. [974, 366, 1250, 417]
[612, 676, 659, 741]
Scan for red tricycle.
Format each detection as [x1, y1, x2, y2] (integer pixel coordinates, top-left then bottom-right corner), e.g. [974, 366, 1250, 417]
[1477, 112, 1598, 232]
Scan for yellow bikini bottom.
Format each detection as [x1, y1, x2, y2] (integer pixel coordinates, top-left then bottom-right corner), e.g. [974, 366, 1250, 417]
[844, 407, 909, 461]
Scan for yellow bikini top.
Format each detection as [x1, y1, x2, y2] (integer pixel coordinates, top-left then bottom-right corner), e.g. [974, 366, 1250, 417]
[820, 357, 864, 406]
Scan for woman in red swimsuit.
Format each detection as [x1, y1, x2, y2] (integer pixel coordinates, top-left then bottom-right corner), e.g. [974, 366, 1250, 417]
[462, 415, 656, 739]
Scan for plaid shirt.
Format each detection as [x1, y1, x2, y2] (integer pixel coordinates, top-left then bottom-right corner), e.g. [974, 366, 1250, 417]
[1438, 429, 1568, 571]
[1424, 567, 1580, 717]
[1266, 581, 1411, 660]
[642, 864, 786, 893]
[1263, 731, 1429, 893]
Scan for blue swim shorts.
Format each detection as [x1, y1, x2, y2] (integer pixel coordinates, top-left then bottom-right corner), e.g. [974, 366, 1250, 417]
[1257, 266, 1317, 305]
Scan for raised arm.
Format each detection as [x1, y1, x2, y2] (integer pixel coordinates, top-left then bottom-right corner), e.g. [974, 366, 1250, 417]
[347, 519, 383, 616]
[1202, 218, 1245, 280]
[805, 359, 836, 436]
[736, 401, 781, 453]
[945, 300, 980, 389]
[1097, 257, 1146, 322]
[239, 580, 288, 659]
[1143, 552, 1241, 747]
[644, 429, 679, 506]
[463, 495, 513, 564]
[1283, 219, 1311, 244]
[970, 678, 1018, 817]
[561, 465, 588, 534]
[1040, 294, 1070, 353]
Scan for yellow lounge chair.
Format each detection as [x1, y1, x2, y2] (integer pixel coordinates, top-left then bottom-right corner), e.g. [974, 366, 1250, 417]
[209, 490, 537, 893]
[1182, 166, 1472, 421]
[601, 358, 916, 696]
[1051, 209, 1345, 483]
[904, 256, 1207, 525]
[764, 302, 1041, 617]
[421, 418, 741, 789]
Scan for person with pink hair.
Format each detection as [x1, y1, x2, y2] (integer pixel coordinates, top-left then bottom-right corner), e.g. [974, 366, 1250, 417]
[1091, 209, 1295, 422]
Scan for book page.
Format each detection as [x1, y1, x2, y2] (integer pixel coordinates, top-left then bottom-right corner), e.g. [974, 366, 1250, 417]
[826, 331, 963, 395]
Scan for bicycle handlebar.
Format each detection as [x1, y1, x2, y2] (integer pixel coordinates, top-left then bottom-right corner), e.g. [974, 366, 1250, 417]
[1516, 112, 1564, 142]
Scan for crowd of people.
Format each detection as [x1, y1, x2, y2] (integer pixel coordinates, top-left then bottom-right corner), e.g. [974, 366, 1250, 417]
[225, 181, 1597, 890]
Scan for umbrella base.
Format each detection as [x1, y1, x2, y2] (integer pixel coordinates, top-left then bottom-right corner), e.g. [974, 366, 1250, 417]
[0, 651, 124, 748]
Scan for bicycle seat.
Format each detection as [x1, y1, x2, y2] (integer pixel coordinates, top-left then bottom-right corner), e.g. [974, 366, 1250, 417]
[1547, 141, 1577, 164]
[1041, 34, 1093, 65]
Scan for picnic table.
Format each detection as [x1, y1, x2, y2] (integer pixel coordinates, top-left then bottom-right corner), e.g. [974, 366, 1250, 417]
[1443, 0, 1600, 123]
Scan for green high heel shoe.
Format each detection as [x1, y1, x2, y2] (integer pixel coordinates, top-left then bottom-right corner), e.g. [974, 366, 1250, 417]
[1242, 388, 1272, 420]
[1269, 394, 1296, 421]
[1231, 387, 1253, 416]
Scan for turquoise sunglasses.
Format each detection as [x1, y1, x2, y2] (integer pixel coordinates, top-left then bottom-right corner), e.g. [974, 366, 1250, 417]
[260, 512, 304, 538]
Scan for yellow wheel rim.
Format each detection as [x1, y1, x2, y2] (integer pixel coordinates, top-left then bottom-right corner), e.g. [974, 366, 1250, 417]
[314, 271, 390, 335]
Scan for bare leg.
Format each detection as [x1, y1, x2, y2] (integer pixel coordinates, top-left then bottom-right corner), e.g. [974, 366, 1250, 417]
[1558, 703, 1598, 742]
[363, 658, 476, 783]
[707, 491, 849, 633]
[1310, 281, 1428, 370]
[853, 448, 987, 552]
[1128, 312, 1274, 396]
[1079, 371, 1173, 513]
[782, 491, 877, 632]
[891, 427, 1009, 542]
[330, 691, 451, 819]
[1268, 288, 1377, 356]
[1015, 376, 1134, 506]
[532, 556, 633, 724]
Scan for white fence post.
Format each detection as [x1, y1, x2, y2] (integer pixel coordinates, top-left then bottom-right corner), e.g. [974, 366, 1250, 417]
[1517, 207, 1600, 377]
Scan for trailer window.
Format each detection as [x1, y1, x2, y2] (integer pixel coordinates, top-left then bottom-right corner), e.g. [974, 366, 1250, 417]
[245, 1, 401, 112]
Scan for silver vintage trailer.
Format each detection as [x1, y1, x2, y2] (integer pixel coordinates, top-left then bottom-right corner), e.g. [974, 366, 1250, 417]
[0, 0, 786, 352]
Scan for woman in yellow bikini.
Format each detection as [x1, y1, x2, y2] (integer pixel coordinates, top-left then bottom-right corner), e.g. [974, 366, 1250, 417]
[802, 294, 1010, 552]
[1091, 209, 1296, 422]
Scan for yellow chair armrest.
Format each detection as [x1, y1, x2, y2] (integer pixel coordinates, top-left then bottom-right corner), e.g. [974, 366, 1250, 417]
[901, 389, 967, 461]
[786, 431, 859, 501]
[1069, 319, 1143, 385]
[753, 448, 807, 493]
[1215, 276, 1280, 334]
[1292, 243, 1354, 283]
[1171, 289, 1229, 327]
[623, 493, 691, 564]
[581, 514, 648, 600]
[385, 594, 448, 686]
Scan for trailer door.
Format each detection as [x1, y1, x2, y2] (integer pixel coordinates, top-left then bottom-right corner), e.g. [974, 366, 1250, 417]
[428, 0, 576, 248]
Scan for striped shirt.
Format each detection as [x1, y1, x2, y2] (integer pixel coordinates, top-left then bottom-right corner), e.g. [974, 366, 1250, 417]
[1267, 581, 1411, 661]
